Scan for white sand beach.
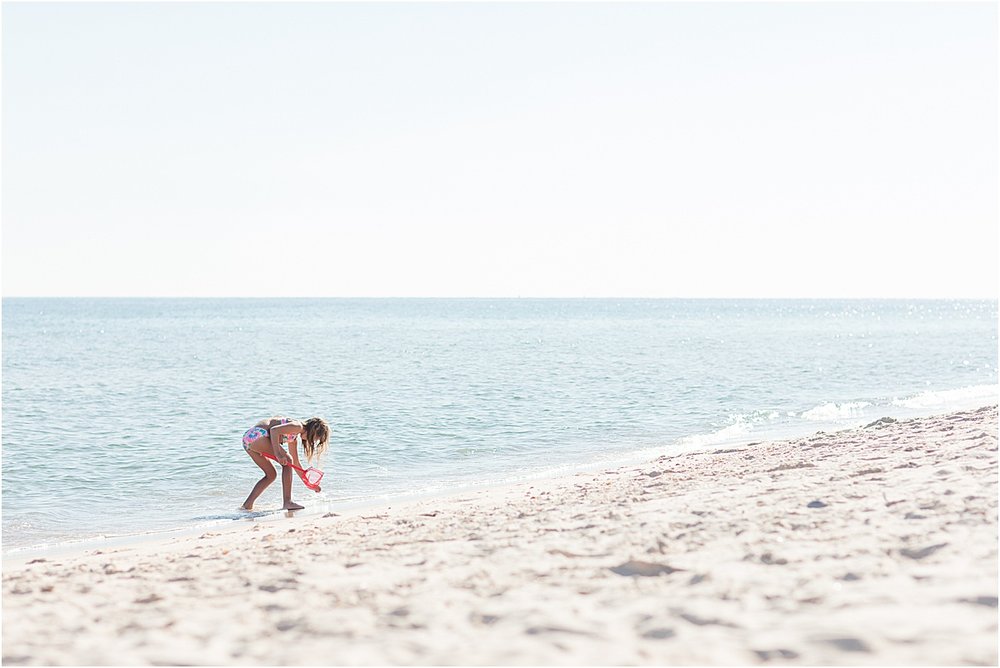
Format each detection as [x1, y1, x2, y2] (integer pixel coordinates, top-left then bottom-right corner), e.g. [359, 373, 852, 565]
[3, 405, 997, 666]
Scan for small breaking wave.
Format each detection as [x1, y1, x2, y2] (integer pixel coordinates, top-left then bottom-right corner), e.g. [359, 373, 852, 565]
[800, 401, 873, 421]
[676, 422, 752, 448]
[892, 384, 999, 410]
[675, 409, 784, 449]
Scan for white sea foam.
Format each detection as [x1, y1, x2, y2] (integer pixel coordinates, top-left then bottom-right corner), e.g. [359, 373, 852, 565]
[801, 401, 873, 421]
[892, 384, 999, 410]
[674, 408, 802, 449]
[676, 422, 752, 448]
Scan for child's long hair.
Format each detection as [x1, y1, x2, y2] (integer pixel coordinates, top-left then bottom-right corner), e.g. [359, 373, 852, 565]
[302, 417, 330, 462]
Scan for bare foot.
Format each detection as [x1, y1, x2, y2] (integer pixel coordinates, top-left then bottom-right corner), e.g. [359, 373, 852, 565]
[241, 504, 254, 511]
[283, 502, 305, 510]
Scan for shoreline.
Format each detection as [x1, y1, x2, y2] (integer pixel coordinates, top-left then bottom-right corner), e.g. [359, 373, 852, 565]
[5, 393, 997, 563]
[3, 405, 997, 665]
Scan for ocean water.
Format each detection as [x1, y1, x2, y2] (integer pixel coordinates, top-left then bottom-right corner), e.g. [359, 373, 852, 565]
[2, 298, 997, 555]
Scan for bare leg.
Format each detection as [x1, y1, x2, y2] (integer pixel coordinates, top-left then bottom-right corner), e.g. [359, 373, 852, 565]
[281, 465, 304, 510]
[242, 450, 277, 510]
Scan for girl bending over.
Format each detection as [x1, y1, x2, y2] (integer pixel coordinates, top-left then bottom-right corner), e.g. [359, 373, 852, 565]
[241, 416, 329, 511]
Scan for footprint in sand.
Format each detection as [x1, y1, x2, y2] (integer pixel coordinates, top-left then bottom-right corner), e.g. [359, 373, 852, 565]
[958, 596, 998, 607]
[526, 626, 596, 637]
[610, 560, 683, 577]
[675, 611, 740, 628]
[641, 628, 676, 640]
[470, 613, 501, 626]
[259, 583, 296, 593]
[899, 543, 948, 560]
[816, 637, 871, 653]
[754, 649, 799, 661]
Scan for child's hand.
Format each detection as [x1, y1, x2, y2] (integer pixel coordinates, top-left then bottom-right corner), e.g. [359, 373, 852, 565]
[274, 450, 291, 465]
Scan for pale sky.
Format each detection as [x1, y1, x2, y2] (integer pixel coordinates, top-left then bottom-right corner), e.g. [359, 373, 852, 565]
[2, 2, 997, 298]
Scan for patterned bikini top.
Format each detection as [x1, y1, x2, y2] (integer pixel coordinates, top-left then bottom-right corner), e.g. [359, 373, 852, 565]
[273, 417, 296, 443]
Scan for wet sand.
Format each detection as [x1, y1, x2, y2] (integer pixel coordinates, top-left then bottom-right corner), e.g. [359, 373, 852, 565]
[3, 405, 997, 665]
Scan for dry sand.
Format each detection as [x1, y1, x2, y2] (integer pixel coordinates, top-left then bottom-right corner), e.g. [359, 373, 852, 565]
[3, 405, 997, 665]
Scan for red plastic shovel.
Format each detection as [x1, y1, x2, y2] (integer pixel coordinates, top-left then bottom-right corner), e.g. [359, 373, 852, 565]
[261, 452, 324, 491]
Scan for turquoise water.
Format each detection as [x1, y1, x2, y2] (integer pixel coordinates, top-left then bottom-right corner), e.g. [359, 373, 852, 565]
[2, 298, 997, 554]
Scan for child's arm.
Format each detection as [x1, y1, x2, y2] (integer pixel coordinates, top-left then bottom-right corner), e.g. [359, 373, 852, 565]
[269, 423, 297, 464]
[280, 423, 302, 468]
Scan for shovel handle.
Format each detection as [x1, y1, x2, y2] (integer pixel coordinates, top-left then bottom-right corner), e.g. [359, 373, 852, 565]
[260, 451, 306, 474]
[259, 452, 323, 491]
